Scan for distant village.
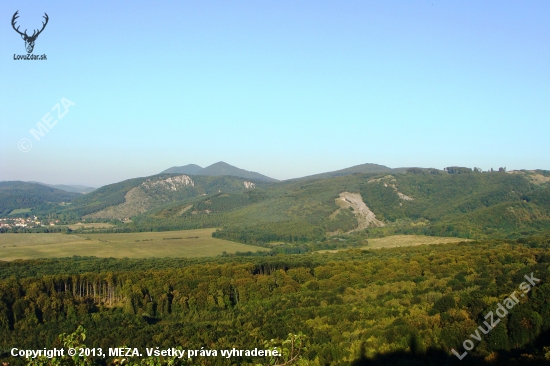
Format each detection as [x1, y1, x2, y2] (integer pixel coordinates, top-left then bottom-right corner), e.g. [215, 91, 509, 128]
[0, 216, 60, 229]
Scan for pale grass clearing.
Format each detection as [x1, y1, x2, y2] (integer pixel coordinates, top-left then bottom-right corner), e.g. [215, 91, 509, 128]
[363, 235, 470, 249]
[67, 223, 115, 230]
[317, 235, 470, 253]
[9, 208, 32, 215]
[0, 229, 267, 261]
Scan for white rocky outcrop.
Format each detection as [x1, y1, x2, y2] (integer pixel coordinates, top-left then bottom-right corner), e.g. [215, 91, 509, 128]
[141, 175, 195, 191]
[334, 192, 384, 232]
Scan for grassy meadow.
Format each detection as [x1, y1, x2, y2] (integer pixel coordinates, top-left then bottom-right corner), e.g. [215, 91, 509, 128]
[364, 234, 471, 249]
[0, 229, 268, 260]
[8, 208, 31, 215]
[66, 222, 116, 230]
[317, 234, 470, 253]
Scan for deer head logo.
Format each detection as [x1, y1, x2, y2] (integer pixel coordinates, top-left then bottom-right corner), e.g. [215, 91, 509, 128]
[12, 11, 49, 54]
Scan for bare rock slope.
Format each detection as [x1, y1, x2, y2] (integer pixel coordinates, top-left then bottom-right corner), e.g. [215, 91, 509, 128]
[85, 175, 195, 219]
[334, 192, 384, 232]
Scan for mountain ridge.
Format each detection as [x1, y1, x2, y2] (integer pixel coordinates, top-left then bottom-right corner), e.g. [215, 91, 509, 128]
[161, 164, 203, 175]
[161, 162, 433, 182]
[0, 181, 82, 216]
[161, 161, 278, 182]
[3, 166, 550, 242]
[293, 163, 407, 180]
[29, 182, 96, 194]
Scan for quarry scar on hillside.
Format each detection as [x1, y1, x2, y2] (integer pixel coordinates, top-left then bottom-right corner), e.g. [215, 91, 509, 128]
[332, 192, 384, 233]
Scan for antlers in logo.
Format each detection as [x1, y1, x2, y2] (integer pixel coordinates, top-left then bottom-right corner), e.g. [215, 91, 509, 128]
[12, 10, 49, 54]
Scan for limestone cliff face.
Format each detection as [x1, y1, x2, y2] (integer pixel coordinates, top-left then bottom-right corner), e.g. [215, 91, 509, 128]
[141, 175, 195, 191]
[85, 175, 195, 219]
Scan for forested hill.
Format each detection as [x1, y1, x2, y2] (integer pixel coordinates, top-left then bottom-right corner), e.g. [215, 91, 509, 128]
[292, 162, 408, 180]
[161, 161, 278, 182]
[53, 173, 272, 220]
[130, 169, 550, 241]
[6, 169, 550, 242]
[0, 182, 81, 216]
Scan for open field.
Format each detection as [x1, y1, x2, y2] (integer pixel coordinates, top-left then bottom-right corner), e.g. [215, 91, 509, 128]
[0, 229, 268, 260]
[317, 235, 471, 253]
[67, 222, 116, 230]
[8, 208, 31, 215]
[364, 235, 471, 249]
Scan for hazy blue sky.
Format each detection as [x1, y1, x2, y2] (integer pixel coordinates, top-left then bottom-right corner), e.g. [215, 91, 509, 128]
[1, 1, 549, 186]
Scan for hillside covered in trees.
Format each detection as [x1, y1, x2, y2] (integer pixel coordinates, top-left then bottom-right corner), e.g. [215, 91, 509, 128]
[0, 182, 81, 216]
[4, 169, 550, 243]
[126, 169, 550, 242]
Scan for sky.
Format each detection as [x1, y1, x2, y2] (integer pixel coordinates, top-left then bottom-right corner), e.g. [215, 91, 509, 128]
[1, 1, 549, 187]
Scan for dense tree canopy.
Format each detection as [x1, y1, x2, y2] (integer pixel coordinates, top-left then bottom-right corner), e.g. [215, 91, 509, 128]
[1, 237, 550, 365]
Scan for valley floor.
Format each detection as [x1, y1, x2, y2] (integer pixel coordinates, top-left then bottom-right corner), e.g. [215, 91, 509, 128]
[0, 229, 268, 260]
